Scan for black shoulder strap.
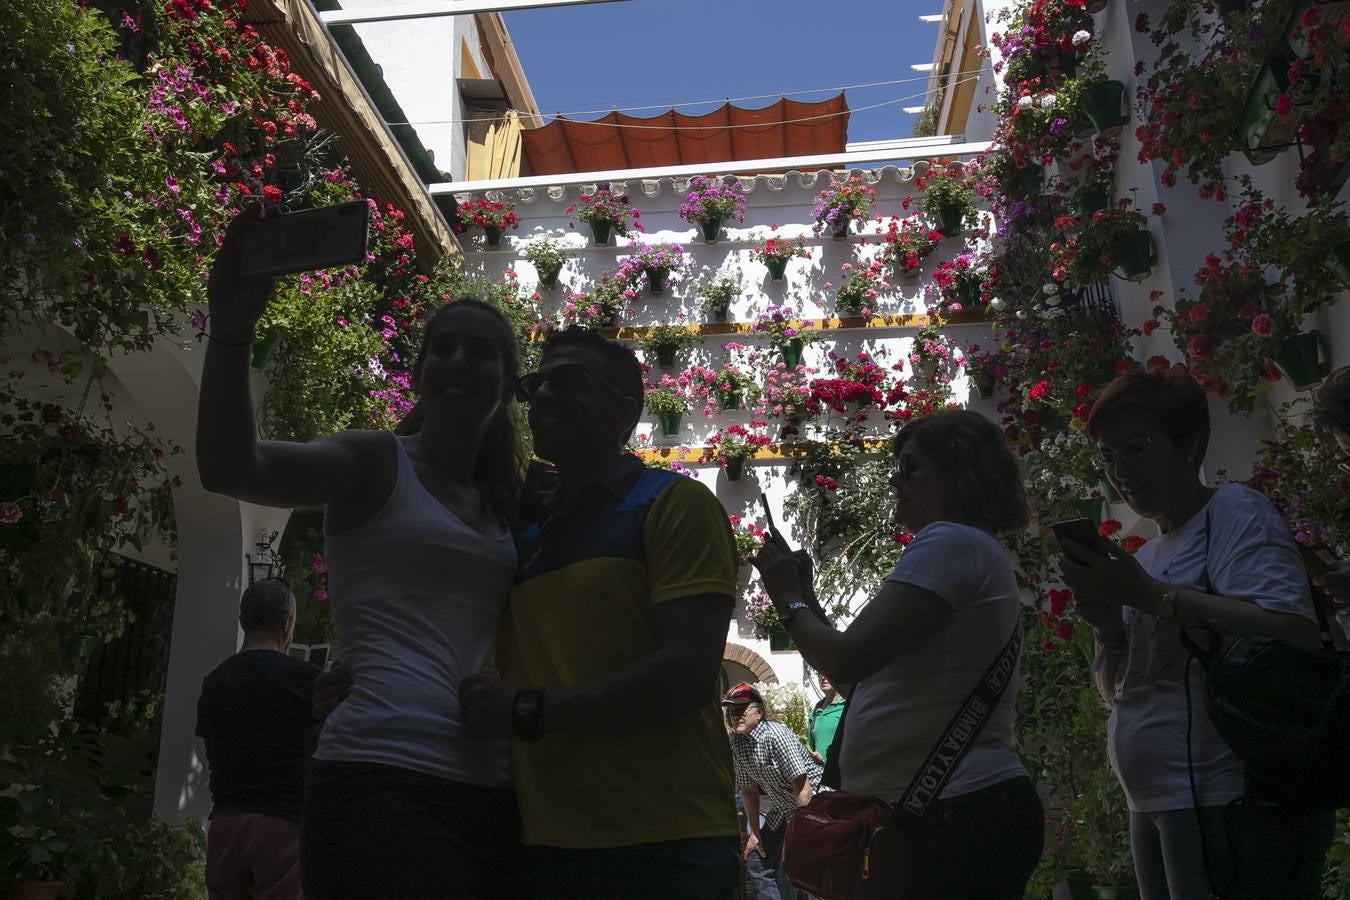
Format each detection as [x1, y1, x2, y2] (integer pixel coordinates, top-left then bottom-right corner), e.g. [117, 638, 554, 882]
[897, 619, 1023, 819]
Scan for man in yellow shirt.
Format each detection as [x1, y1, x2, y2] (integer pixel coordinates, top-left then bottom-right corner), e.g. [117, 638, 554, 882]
[462, 327, 740, 898]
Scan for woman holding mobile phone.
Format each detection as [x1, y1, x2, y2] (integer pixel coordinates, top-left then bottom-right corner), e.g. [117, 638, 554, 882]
[753, 409, 1042, 899]
[1060, 366, 1331, 900]
[198, 208, 524, 898]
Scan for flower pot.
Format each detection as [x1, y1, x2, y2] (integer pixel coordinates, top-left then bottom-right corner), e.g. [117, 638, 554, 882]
[1035, 47, 1078, 79]
[973, 371, 998, 399]
[482, 224, 503, 248]
[1082, 80, 1129, 138]
[537, 263, 563, 290]
[699, 217, 724, 244]
[1237, 54, 1315, 166]
[765, 257, 789, 282]
[722, 391, 742, 411]
[1078, 187, 1110, 216]
[711, 302, 730, 322]
[1114, 229, 1154, 282]
[657, 411, 682, 437]
[656, 346, 677, 369]
[957, 278, 983, 310]
[645, 267, 668, 296]
[780, 338, 804, 368]
[1285, 0, 1347, 57]
[836, 293, 865, 316]
[831, 219, 852, 241]
[895, 260, 923, 280]
[1329, 241, 1350, 290]
[769, 626, 795, 652]
[589, 219, 614, 246]
[1273, 330, 1324, 389]
[250, 327, 282, 370]
[1085, 0, 1107, 12]
[4, 883, 65, 900]
[1075, 498, 1104, 526]
[1072, 113, 1097, 139]
[1012, 163, 1043, 197]
[937, 203, 965, 238]
[725, 455, 747, 481]
[1102, 479, 1124, 504]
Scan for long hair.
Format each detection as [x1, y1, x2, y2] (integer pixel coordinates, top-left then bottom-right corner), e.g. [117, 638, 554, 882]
[414, 298, 525, 523]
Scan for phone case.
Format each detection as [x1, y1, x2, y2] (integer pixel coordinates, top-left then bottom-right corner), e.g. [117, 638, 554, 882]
[238, 200, 370, 278]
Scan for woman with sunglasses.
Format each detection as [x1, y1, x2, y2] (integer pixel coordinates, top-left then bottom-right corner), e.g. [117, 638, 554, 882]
[1060, 366, 1332, 900]
[198, 210, 524, 898]
[753, 409, 1042, 899]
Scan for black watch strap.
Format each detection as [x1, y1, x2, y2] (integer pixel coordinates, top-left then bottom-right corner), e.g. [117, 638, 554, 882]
[512, 688, 545, 742]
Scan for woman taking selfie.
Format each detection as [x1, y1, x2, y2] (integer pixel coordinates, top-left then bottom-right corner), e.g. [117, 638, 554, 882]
[1061, 366, 1332, 899]
[754, 409, 1041, 899]
[197, 208, 524, 898]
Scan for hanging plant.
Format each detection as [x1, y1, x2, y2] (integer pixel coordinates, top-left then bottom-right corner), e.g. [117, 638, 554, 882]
[560, 269, 637, 329]
[728, 515, 769, 566]
[621, 242, 687, 296]
[522, 234, 568, 289]
[879, 218, 942, 278]
[810, 175, 877, 238]
[677, 175, 746, 243]
[930, 254, 988, 316]
[637, 320, 698, 369]
[565, 188, 641, 245]
[752, 305, 816, 367]
[685, 353, 759, 416]
[1048, 203, 1154, 286]
[645, 373, 691, 437]
[914, 161, 979, 237]
[831, 259, 890, 316]
[750, 229, 810, 281]
[697, 274, 740, 321]
[709, 424, 772, 480]
[453, 197, 519, 248]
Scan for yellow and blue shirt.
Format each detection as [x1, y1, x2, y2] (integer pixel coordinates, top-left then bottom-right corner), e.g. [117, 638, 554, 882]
[508, 456, 739, 849]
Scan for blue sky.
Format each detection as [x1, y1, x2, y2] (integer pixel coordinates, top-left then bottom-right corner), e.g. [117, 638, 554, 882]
[502, 0, 943, 144]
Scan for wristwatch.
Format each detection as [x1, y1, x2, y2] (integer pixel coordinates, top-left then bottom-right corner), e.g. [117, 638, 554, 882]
[1155, 583, 1181, 624]
[779, 600, 811, 627]
[512, 688, 545, 742]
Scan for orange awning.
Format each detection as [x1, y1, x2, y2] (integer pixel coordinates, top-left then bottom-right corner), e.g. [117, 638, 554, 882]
[521, 94, 850, 176]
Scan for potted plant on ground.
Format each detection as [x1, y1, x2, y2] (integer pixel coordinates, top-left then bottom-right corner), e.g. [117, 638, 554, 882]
[453, 196, 520, 248]
[880, 217, 942, 279]
[709, 423, 771, 481]
[565, 188, 641, 246]
[522, 234, 568, 290]
[916, 161, 978, 237]
[678, 175, 746, 243]
[753, 305, 815, 367]
[750, 228, 810, 282]
[637, 320, 698, 369]
[697, 274, 740, 321]
[645, 373, 691, 437]
[831, 259, 890, 316]
[811, 175, 877, 239]
[623, 242, 687, 296]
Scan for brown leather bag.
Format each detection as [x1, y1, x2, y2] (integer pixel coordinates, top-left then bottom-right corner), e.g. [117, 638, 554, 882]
[780, 622, 1023, 899]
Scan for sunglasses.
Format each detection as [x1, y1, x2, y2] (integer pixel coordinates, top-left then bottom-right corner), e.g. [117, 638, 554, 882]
[515, 363, 625, 404]
[1097, 435, 1153, 470]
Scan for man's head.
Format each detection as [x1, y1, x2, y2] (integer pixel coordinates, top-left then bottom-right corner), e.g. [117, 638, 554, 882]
[721, 682, 766, 735]
[1310, 365, 1350, 460]
[818, 673, 834, 699]
[239, 578, 296, 650]
[521, 327, 643, 466]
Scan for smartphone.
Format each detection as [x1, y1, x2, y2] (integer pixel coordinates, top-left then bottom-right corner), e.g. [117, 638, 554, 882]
[1051, 518, 1108, 565]
[238, 200, 370, 278]
[758, 492, 782, 543]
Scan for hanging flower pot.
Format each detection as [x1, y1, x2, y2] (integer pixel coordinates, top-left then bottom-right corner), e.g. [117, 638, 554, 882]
[710, 302, 731, 322]
[725, 455, 747, 481]
[656, 346, 677, 369]
[1078, 187, 1110, 216]
[645, 267, 668, 296]
[250, 327, 283, 370]
[958, 277, 984, 310]
[1085, 0, 1108, 12]
[769, 626, 795, 652]
[780, 338, 804, 368]
[1329, 241, 1350, 290]
[1114, 229, 1154, 282]
[1102, 479, 1124, 504]
[1072, 113, 1097, 139]
[1236, 55, 1316, 166]
[973, 371, 998, 399]
[1012, 164, 1043, 197]
[699, 217, 724, 244]
[537, 262, 563, 290]
[831, 219, 852, 241]
[482, 224, 503, 248]
[937, 203, 966, 238]
[723, 391, 742, 411]
[765, 257, 789, 282]
[589, 219, 614, 246]
[1082, 80, 1129, 138]
[657, 411, 682, 437]
[1273, 329, 1324, 389]
[1075, 498, 1105, 526]
[1035, 47, 1078, 79]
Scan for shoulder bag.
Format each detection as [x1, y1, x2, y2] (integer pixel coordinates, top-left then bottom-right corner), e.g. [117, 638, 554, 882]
[780, 619, 1023, 899]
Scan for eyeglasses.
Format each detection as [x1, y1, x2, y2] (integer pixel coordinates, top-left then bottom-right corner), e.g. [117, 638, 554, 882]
[1097, 435, 1153, 470]
[515, 363, 624, 404]
[723, 705, 755, 720]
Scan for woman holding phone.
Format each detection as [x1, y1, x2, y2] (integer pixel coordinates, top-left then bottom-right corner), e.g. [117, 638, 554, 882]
[197, 208, 524, 898]
[753, 409, 1042, 899]
[1060, 366, 1331, 899]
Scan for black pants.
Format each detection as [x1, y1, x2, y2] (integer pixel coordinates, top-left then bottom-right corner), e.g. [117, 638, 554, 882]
[886, 775, 1044, 900]
[300, 760, 520, 900]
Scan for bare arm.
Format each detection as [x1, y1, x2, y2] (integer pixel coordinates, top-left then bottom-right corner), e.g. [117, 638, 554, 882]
[791, 772, 812, 808]
[740, 787, 762, 842]
[539, 593, 733, 736]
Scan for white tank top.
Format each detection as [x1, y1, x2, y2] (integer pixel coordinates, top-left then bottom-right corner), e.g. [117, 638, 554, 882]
[316, 434, 515, 787]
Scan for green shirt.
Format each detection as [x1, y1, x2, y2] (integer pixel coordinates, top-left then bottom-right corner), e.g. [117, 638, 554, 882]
[808, 697, 847, 760]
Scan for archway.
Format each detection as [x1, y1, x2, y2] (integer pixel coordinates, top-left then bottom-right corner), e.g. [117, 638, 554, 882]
[719, 642, 777, 696]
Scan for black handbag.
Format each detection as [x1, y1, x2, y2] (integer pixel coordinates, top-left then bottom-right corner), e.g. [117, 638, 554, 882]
[1178, 504, 1350, 812]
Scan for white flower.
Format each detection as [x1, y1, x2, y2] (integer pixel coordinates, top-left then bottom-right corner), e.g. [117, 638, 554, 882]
[1015, 309, 1027, 320]
[1072, 29, 1092, 47]
[1044, 293, 1062, 307]
[989, 297, 1007, 311]
[1017, 95, 1034, 110]
[1043, 282, 1059, 294]
[1039, 94, 1057, 109]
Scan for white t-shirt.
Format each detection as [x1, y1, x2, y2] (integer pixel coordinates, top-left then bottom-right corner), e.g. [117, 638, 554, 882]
[839, 522, 1026, 802]
[1108, 483, 1316, 813]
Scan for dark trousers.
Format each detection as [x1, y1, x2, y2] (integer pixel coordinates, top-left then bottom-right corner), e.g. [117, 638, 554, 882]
[517, 836, 741, 900]
[207, 812, 302, 900]
[300, 760, 520, 900]
[878, 775, 1044, 900]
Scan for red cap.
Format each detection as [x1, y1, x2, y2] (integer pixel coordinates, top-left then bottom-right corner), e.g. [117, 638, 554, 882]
[721, 683, 764, 706]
